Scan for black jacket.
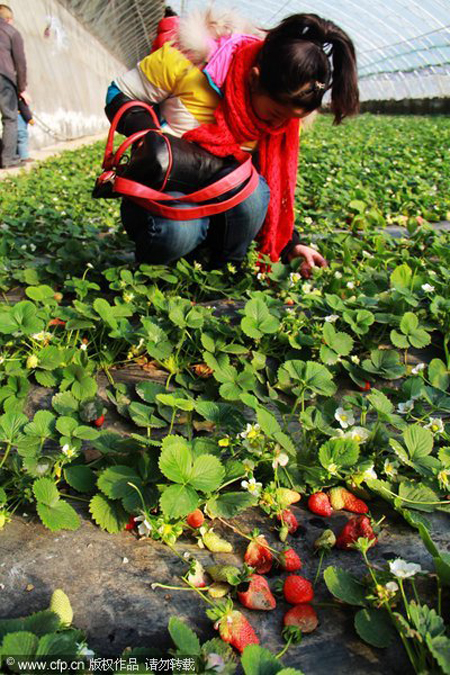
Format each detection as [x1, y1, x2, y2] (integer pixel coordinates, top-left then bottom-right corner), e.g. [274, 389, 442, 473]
[0, 17, 27, 92]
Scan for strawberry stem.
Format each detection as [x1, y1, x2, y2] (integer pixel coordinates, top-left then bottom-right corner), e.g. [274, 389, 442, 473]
[217, 517, 279, 554]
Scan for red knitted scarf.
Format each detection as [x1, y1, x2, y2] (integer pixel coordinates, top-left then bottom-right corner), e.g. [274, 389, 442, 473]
[183, 40, 300, 262]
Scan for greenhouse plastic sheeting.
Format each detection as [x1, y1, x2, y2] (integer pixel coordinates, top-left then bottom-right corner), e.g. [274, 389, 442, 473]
[66, 0, 448, 101]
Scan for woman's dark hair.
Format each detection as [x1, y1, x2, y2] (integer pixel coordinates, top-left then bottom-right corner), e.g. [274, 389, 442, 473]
[258, 13, 359, 124]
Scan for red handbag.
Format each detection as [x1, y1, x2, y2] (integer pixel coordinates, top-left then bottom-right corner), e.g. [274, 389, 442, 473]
[93, 101, 259, 220]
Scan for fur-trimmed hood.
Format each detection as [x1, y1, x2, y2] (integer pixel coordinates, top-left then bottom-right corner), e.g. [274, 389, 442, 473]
[176, 5, 262, 65]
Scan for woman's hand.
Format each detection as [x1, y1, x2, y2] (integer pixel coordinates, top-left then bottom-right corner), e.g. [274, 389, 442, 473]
[287, 244, 328, 278]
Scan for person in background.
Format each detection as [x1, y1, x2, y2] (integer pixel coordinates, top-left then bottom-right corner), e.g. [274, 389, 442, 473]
[150, 6, 179, 53]
[17, 94, 34, 162]
[0, 4, 29, 168]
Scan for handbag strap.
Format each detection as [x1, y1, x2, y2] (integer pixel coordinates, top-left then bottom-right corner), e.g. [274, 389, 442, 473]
[99, 101, 259, 218]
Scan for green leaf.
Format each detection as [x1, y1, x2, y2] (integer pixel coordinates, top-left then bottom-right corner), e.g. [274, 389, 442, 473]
[0, 611, 60, 642]
[354, 609, 395, 648]
[190, 454, 224, 492]
[390, 329, 409, 349]
[168, 617, 201, 656]
[72, 376, 97, 401]
[24, 411, 56, 438]
[201, 333, 216, 352]
[159, 436, 192, 483]
[55, 416, 78, 437]
[36, 346, 63, 370]
[25, 285, 55, 302]
[256, 407, 281, 437]
[240, 645, 283, 675]
[159, 484, 198, 518]
[135, 381, 166, 404]
[323, 566, 367, 606]
[400, 312, 419, 334]
[403, 424, 433, 459]
[64, 465, 97, 493]
[35, 370, 59, 388]
[428, 359, 449, 391]
[36, 500, 80, 532]
[319, 438, 359, 470]
[89, 494, 129, 533]
[33, 477, 60, 507]
[73, 425, 99, 441]
[22, 611, 61, 637]
[93, 298, 118, 329]
[97, 466, 141, 500]
[241, 298, 279, 340]
[390, 263, 412, 290]
[36, 631, 79, 658]
[367, 389, 394, 415]
[0, 411, 28, 443]
[397, 481, 439, 512]
[206, 492, 257, 518]
[426, 635, 450, 675]
[0, 631, 38, 659]
[128, 401, 154, 428]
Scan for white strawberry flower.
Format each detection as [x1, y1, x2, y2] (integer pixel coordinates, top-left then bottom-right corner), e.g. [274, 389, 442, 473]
[349, 427, 370, 443]
[205, 653, 226, 673]
[334, 271, 343, 279]
[31, 331, 52, 342]
[134, 514, 152, 537]
[327, 462, 339, 476]
[350, 355, 360, 364]
[242, 458, 256, 473]
[241, 477, 262, 496]
[239, 423, 261, 440]
[289, 272, 302, 287]
[383, 459, 399, 478]
[61, 444, 77, 459]
[397, 400, 414, 415]
[346, 281, 355, 289]
[389, 559, 422, 578]
[80, 343, 88, 351]
[302, 282, 313, 294]
[324, 314, 339, 323]
[385, 581, 399, 593]
[411, 363, 426, 375]
[334, 407, 355, 429]
[272, 451, 289, 469]
[425, 418, 444, 434]
[421, 283, 435, 293]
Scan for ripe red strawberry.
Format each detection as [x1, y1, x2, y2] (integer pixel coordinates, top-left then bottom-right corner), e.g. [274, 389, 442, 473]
[48, 318, 66, 327]
[213, 607, 259, 653]
[329, 487, 368, 514]
[125, 516, 136, 531]
[277, 509, 298, 534]
[244, 535, 273, 574]
[94, 414, 105, 428]
[237, 574, 276, 611]
[284, 604, 318, 633]
[336, 515, 377, 550]
[283, 575, 314, 604]
[308, 492, 333, 517]
[359, 381, 371, 391]
[279, 548, 302, 572]
[186, 509, 204, 528]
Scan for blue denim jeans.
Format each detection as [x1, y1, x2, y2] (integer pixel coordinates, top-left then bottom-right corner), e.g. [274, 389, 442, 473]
[17, 113, 29, 159]
[121, 175, 270, 268]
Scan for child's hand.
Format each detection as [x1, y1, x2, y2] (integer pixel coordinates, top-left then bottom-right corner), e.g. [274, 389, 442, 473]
[287, 244, 328, 278]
